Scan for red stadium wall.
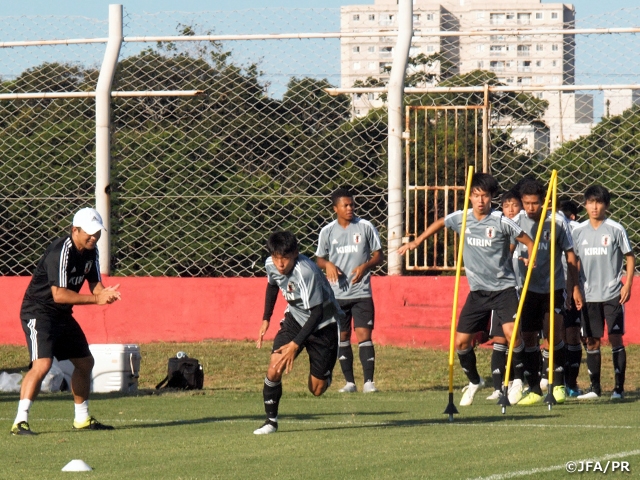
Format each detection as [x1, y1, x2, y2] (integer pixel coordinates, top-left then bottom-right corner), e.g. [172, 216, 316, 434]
[1, 276, 639, 347]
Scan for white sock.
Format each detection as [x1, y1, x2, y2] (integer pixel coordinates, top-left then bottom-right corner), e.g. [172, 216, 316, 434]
[14, 399, 32, 424]
[74, 400, 89, 423]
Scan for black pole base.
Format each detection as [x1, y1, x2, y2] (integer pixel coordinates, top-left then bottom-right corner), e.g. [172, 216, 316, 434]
[544, 391, 557, 410]
[443, 392, 459, 422]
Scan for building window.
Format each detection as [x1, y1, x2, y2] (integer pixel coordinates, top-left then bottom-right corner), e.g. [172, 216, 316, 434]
[353, 62, 361, 70]
[380, 46, 394, 57]
[409, 46, 419, 56]
[355, 109, 361, 115]
[413, 14, 420, 24]
[490, 45, 506, 56]
[552, 60, 557, 67]
[490, 35, 506, 41]
[536, 60, 543, 67]
[551, 12, 559, 19]
[380, 14, 394, 25]
[535, 12, 543, 20]
[551, 76, 559, 83]
[517, 60, 532, 72]
[353, 46, 360, 53]
[427, 45, 435, 52]
[368, 46, 375, 53]
[379, 62, 392, 73]
[477, 12, 485, 20]
[535, 92, 544, 99]
[367, 93, 375, 100]
[535, 76, 543, 83]
[368, 62, 376, 70]
[368, 14, 375, 21]
[552, 44, 559, 51]
[517, 13, 531, 25]
[477, 61, 484, 69]
[425, 13, 434, 21]
[517, 45, 531, 57]
[517, 77, 532, 85]
[490, 61, 505, 72]
[476, 44, 485, 52]
[518, 35, 532, 41]
[506, 12, 515, 21]
[536, 44, 544, 51]
[490, 13, 505, 25]
[352, 14, 360, 21]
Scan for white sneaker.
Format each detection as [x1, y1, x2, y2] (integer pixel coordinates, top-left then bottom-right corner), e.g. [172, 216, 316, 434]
[253, 420, 278, 435]
[508, 379, 524, 405]
[363, 381, 378, 393]
[611, 391, 624, 400]
[540, 378, 549, 390]
[577, 391, 599, 400]
[486, 390, 501, 400]
[338, 382, 357, 393]
[460, 378, 484, 406]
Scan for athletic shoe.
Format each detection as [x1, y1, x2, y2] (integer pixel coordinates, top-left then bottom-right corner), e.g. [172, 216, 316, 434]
[507, 379, 524, 405]
[486, 390, 502, 400]
[539, 377, 549, 391]
[577, 386, 601, 400]
[553, 385, 566, 404]
[611, 390, 624, 400]
[363, 381, 378, 393]
[73, 416, 114, 430]
[338, 382, 357, 393]
[10, 421, 36, 436]
[253, 420, 278, 435]
[459, 378, 484, 406]
[566, 386, 583, 397]
[517, 391, 543, 406]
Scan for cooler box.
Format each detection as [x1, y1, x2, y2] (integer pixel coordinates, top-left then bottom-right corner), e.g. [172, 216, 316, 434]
[89, 344, 141, 393]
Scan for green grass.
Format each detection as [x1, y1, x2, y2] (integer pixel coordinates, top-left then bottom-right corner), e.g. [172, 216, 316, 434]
[1, 342, 640, 479]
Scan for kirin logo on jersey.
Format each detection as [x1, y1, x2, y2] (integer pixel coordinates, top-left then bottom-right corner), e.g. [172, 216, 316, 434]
[283, 281, 297, 301]
[353, 233, 361, 244]
[601, 234, 611, 247]
[485, 227, 496, 239]
[542, 230, 550, 242]
[84, 261, 93, 274]
[287, 282, 296, 293]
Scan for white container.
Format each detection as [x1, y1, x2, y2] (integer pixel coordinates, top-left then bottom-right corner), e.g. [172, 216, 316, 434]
[88, 344, 141, 393]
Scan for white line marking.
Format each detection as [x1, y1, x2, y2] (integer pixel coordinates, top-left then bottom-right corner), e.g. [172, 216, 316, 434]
[469, 449, 640, 480]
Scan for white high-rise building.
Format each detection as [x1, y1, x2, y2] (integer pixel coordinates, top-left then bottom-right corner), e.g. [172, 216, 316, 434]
[341, 0, 593, 151]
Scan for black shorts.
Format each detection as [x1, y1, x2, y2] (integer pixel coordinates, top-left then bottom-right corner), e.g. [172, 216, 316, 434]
[20, 314, 91, 362]
[272, 313, 339, 380]
[581, 297, 625, 338]
[520, 290, 565, 333]
[457, 288, 518, 335]
[488, 311, 506, 338]
[337, 297, 375, 332]
[564, 297, 582, 330]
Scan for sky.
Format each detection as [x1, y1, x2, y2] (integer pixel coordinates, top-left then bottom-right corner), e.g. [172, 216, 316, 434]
[1, 0, 639, 20]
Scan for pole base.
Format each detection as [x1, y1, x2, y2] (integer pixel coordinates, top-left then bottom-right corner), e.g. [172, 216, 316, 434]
[497, 385, 511, 414]
[544, 391, 557, 410]
[443, 392, 459, 422]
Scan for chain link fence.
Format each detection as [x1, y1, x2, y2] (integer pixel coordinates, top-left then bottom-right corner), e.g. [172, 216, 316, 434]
[1, 6, 639, 276]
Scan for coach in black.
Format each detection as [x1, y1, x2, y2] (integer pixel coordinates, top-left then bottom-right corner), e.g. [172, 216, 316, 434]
[10, 208, 121, 436]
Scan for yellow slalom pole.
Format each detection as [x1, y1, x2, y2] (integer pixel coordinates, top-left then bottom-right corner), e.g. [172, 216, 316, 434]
[502, 170, 557, 414]
[545, 171, 559, 409]
[444, 165, 474, 422]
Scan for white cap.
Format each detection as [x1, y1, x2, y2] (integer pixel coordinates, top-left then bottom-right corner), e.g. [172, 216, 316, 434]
[72, 208, 105, 235]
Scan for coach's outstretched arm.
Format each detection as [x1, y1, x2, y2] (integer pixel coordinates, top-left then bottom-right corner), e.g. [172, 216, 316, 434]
[397, 217, 445, 256]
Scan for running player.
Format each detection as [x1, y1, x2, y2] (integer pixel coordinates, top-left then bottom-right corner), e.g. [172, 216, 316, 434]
[11, 208, 121, 436]
[514, 180, 582, 406]
[316, 188, 383, 393]
[254, 231, 342, 434]
[398, 173, 534, 406]
[571, 185, 634, 400]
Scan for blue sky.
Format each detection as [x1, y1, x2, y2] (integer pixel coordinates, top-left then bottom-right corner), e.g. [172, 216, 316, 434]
[1, 1, 638, 20]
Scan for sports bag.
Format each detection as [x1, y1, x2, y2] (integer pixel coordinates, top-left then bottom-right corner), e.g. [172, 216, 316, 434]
[155, 356, 204, 390]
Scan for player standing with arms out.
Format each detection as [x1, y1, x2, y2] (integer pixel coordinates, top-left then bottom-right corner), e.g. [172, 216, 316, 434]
[315, 188, 383, 393]
[399, 173, 534, 406]
[572, 186, 634, 400]
[255, 231, 342, 434]
[514, 180, 582, 406]
[11, 208, 121, 436]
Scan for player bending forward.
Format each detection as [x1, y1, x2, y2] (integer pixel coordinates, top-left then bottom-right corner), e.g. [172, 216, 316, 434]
[254, 231, 343, 435]
[398, 173, 534, 406]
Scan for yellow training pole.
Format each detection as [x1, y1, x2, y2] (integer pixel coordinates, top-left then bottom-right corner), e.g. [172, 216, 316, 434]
[444, 165, 474, 422]
[502, 170, 557, 413]
[545, 171, 559, 409]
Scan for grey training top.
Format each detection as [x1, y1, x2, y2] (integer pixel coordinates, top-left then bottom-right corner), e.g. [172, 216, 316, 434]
[514, 211, 574, 294]
[571, 218, 633, 302]
[265, 254, 342, 330]
[445, 209, 522, 292]
[315, 217, 382, 300]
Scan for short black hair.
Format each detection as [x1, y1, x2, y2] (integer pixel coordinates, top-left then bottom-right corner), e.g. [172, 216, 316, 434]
[266, 231, 298, 257]
[331, 187, 353, 207]
[518, 179, 545, 200]
[560, 199, 582, 218]
[470, 173, 499, 197]
[584, 185, 611, 207]
[501, 189, 521, 205]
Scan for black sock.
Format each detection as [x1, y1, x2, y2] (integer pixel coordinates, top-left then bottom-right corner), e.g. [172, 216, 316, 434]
[457, 346, 481, 384]
[491, 343, 508, 390]
[339, 341, 355, 384]
[263, 377, 282, 421]
[524, 346, 542, 395]
[586, 349, 602, 391]
[612, 346, 626, 392]
[566, 344, 582, 389]
[359, 341, 375, 383]
[552, 341, 566, 386]
[512, 342, 525, 382]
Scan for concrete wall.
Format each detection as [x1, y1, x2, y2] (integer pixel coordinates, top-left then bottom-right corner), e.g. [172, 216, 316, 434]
[2, 276, 639, 348]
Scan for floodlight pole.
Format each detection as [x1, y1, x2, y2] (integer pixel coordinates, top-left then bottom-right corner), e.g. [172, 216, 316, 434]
[95, 4, 123, 275]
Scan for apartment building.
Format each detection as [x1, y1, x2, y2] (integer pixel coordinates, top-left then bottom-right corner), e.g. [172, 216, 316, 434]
[341, 0, 593, 152]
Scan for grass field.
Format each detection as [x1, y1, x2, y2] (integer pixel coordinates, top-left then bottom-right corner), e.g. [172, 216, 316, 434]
[1, 341, 640, 479]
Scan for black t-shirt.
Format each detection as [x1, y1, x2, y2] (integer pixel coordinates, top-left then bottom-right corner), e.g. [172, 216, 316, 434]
[20, 236, 101, 319]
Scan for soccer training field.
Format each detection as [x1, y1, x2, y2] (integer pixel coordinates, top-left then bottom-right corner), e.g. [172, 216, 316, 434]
[2, 342, 639, 479]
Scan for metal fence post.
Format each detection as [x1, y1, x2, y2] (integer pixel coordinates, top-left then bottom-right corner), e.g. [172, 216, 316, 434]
[95, 4, 123, 275]
[387, 0, 412, 275]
